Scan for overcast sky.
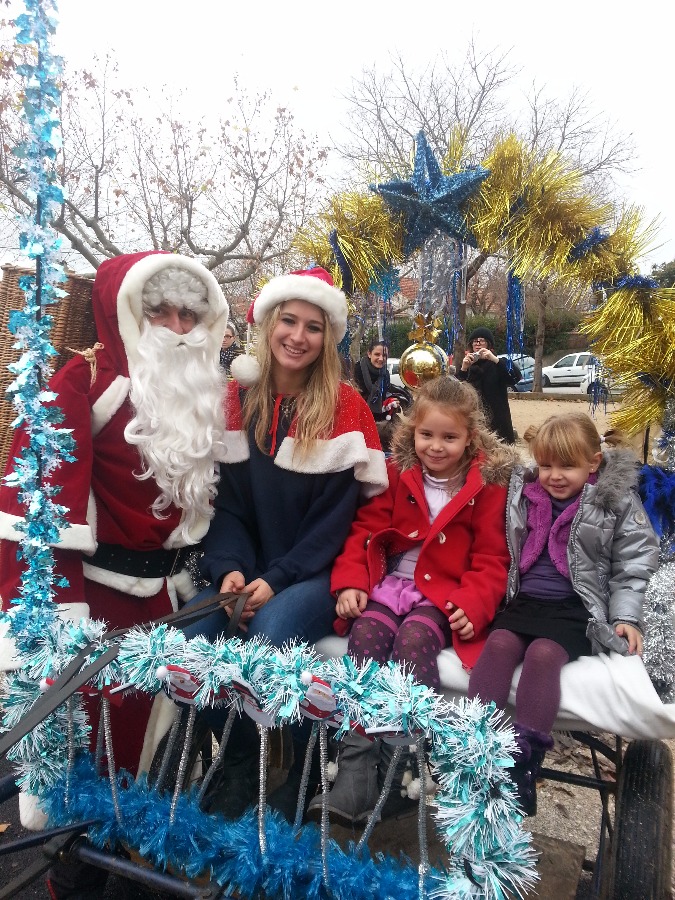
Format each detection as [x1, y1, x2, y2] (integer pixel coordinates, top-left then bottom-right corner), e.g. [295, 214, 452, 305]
[20, 0, 675, 271]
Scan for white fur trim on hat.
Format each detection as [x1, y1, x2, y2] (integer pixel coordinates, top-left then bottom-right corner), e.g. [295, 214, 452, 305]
[19, 791, 48, 831]
[254, 272, 347, 341]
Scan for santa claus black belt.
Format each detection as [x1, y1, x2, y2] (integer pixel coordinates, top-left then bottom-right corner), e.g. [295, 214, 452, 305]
[86, 543, 192, 578]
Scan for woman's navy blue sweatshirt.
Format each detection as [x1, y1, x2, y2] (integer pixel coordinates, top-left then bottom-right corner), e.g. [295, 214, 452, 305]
[199, 400, 362, 593]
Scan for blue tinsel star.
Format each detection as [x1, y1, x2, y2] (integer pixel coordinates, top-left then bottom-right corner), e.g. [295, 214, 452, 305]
[371, 131, 489, 256]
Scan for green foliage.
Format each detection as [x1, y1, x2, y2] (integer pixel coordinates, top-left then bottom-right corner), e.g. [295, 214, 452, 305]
[363, 319, 417, 358]
[651, 259, 675, 288]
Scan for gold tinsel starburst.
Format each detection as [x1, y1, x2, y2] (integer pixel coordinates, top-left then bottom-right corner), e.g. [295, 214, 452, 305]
[566, 207, 653, 288]
[581, 285, 675, 433]
[293, 192, 404, 295]
[466, 134, 532, 256]
[408, 313, 443, 344]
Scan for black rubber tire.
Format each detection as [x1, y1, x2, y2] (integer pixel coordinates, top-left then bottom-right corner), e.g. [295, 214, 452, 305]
[543, 374, 551, 387]
[605, 739, 673, 899]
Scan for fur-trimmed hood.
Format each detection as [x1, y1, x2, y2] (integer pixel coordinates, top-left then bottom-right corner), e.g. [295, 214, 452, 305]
[591, 449, 641, 511]
[392, 428, 520, 488]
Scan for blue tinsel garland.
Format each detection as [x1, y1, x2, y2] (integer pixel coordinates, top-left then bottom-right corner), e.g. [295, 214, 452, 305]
[7, 623, 539, 900]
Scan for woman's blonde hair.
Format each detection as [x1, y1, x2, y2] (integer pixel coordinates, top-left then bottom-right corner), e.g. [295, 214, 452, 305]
[242, 303, 341, 456]
[392, 377, 504, 475]
[526, 412, 627, 466]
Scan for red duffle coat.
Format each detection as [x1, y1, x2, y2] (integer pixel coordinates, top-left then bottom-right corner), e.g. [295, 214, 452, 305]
[331, 454, 511, 669]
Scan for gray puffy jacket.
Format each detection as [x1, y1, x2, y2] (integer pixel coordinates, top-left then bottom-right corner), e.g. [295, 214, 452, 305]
[505, 450, 660, 655]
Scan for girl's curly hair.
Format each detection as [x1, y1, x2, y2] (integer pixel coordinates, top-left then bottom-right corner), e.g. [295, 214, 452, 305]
[392, 377, 507, 475]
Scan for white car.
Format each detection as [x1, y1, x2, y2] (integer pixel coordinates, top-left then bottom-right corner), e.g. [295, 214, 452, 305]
[541, 352, 594, 388]
[386, 357, 404, 388]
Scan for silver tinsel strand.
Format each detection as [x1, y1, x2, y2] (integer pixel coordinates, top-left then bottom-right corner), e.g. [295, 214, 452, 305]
[102, 698, 122, 825]
[197, 706, 237, 806]
[416, 737, 429, 899]
[294, 722, 318, 833]
[257, 725, 269, 861]
[357, 744, 404, 854]
[643, 560, 675, 702]
[170, 704, 196, 824]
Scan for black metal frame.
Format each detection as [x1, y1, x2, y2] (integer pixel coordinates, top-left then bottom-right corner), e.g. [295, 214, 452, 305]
[539, 730, 623, 898]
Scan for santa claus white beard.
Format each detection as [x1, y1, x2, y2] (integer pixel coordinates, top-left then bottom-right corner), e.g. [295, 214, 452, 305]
[124, 322, 226, 543]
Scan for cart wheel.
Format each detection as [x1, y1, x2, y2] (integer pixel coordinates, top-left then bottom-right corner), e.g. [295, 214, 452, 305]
[605, 739, 673, 899]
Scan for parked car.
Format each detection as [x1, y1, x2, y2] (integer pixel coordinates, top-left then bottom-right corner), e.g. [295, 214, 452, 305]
[386, 357, 404, 388]
[541, 352, 594, 388]
[497, 354, 535, 392]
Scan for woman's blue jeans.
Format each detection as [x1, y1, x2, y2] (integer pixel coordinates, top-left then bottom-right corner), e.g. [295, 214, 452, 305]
[181, 569, 336, 648]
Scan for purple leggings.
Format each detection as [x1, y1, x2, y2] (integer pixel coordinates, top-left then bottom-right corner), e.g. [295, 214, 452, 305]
[347, 601, 452, 691]
[468, 629, 569, 734]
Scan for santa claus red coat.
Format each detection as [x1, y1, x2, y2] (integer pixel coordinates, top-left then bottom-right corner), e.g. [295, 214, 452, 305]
[0, 251, 228, 777]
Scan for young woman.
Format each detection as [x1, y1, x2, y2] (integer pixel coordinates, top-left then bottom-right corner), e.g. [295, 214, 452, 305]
[184, 267, 387, 820]
[468, 413, 659, 814]
[354, 338, 411, 451]
[219, 322, 242, 377]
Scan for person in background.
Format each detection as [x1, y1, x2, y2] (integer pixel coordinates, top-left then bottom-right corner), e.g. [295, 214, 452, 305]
[0, 251, 229, 897]
[354, 338, 411, 450]
[219, 321, 242, 377]
[310, 377, 517, 826]
[468, 412, 659, 815]
[457, 327, 520, 443]
[183, 266, 387, 821]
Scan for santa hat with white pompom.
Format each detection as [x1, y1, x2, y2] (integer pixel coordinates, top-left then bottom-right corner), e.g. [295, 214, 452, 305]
[230, 266, 347, 387]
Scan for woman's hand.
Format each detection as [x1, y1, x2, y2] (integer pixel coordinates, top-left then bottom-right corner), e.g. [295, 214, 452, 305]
[474, 348, 498, 363]
[336, 588, 368, 620]
[217, 572, 274, 630]
[219, 571, 246, 597]
[446, 602, 475, 640]
[461, 351, 473, 372]
[615, 622, 643, 655]
[242, 578, 275, 614]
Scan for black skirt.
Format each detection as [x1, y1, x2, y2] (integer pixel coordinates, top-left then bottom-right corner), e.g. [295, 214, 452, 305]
[491, 593, 593, 661]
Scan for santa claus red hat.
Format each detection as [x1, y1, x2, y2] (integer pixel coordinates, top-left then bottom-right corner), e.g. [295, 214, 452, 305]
[250, 267, 347, 340]
[231, 266, 348, 387]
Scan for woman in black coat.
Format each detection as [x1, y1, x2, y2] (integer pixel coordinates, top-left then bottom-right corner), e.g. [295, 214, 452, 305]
[457, 327, 521, 443]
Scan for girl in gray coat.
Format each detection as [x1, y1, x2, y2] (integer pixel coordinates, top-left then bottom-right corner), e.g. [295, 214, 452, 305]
[468, 412, 659, 814]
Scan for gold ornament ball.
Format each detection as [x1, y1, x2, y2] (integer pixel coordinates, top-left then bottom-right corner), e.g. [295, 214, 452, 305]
[399, 342, 448, 389]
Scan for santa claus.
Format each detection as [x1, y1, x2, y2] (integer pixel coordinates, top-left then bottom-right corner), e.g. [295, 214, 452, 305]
[0, 251, 229, 787]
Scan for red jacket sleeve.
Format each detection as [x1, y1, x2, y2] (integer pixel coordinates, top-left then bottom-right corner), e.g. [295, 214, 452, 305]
[445, 482, 509, 635]
[330, 460, 398, 595]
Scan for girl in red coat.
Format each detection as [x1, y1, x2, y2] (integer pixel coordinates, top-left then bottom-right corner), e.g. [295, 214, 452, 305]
[310, 376, 518, 826]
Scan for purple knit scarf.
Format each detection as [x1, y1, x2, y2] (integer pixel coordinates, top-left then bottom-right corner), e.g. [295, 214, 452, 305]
[518, 475, 595, 578]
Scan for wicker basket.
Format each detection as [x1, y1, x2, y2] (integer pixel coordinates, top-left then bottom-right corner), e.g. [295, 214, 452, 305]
[0, 265, 97, 474]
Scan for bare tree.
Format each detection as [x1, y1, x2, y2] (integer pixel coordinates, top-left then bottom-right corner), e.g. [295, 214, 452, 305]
[335, 43, 635, 369]
[336, 39, 515, 182]
[521, 83, 635, 198]
[0, 45, 327, 281]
